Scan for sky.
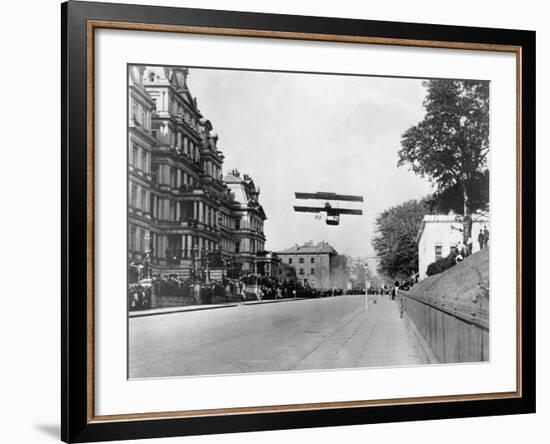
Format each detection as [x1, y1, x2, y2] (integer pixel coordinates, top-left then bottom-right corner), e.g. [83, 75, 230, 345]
[186, 68, 433, 259]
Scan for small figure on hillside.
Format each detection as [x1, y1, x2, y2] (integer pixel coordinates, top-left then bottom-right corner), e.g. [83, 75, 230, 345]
[457, 241, 467, 257]
[478, 230, 485, 250]
[483, 226, 490, 247]
[466, 237, 473, 256]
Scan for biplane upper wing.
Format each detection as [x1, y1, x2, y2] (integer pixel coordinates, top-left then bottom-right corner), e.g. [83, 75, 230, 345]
[295, 192, 364, 202]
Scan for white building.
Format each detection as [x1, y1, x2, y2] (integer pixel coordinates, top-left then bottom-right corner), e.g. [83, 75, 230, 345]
[417, 213, 490, 280]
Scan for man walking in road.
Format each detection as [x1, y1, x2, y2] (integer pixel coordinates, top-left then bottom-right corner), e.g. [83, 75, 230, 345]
[392, 280, 400, 301]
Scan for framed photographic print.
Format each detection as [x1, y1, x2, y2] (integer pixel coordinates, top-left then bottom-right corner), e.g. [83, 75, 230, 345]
[61, 1, 535, 442]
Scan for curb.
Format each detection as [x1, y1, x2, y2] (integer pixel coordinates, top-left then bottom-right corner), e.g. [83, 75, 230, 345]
[129, 303, 239, 318]
[129, 297, 310, 318]
[243, 298, 306, 305]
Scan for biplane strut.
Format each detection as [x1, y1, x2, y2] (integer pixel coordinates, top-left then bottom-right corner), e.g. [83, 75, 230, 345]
[293, 192, 364, 226]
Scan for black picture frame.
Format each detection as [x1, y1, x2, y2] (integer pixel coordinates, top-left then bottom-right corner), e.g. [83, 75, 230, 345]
[61, 1, 536, 442]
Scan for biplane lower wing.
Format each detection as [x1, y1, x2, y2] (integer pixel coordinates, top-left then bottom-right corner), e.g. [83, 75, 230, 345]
[293, 206, 363, 215]
[293, 206, 326, 213]
[333, 208, 363, 215]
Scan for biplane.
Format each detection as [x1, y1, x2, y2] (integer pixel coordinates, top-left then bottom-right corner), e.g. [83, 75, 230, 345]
[294, 192, 364, 226]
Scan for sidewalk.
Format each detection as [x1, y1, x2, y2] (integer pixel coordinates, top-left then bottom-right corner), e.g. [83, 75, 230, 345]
[291, 296, 434, 370]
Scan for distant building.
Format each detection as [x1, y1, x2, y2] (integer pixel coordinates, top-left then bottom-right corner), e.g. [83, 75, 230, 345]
[417, 213, 490, 280]
[276, 241, 349, 289]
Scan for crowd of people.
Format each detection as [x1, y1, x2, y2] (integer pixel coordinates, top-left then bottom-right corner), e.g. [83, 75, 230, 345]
[478, 225, 490, 250]
[367, 272, 419, 299]
[128, 283, 152, 310]
[426, 226, 490, 277]
[128, 272, 368, 311]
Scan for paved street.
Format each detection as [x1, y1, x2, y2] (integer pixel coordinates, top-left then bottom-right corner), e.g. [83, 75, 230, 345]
[129, 295, 431, 378]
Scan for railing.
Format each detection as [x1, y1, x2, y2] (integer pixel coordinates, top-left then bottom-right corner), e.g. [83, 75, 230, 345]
[398, 289, 489, 363]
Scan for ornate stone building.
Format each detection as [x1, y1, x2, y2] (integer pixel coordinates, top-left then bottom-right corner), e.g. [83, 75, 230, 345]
[128, 65, 270, 282]
[223, 170, 267, 274]
[128, 65, 156, 281]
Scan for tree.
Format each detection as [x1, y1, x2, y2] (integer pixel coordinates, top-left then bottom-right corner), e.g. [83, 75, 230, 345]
[350, 261, 367, 289]
[398, 80, 489, 215]
[425, 170, 489, 215]
[372, 199, 428, 279]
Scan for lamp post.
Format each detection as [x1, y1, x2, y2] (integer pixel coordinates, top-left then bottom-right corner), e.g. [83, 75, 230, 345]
[191, 243, 200, 283]
[364, 261, 369, 311]
[144, 232, 154, 279]
[204, 249, 210, 284]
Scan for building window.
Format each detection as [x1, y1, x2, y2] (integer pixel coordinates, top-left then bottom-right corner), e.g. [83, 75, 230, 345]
[235, 241, 240, 253]
[299, 257, 304, 264]
[140, 189, 146, 211]
[129, 225, 137, 250]
[435, 244, 443, 261]
[170, 168, 176, 188]
[299, 268, 304, 275]
[139, 228, 146, 252]
[130, 183, 137, 208]
[141, 150, 147, 173]
[132, 145, 138, 167]
[169, 201, 175, 221]
[310, 268, 315, 275]
[310, 257, 315, 264]
[288, 258, 293, 265]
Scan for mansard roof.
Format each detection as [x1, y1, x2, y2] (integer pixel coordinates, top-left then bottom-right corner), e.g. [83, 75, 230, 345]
[278, 242, 337, 255]
[143, 65, 201, 114]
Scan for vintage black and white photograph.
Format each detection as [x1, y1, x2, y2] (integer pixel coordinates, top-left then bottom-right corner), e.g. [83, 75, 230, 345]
[127, 65, 490, 379]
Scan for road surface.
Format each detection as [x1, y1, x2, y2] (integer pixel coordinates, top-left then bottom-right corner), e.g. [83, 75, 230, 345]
[129, 294, 430, 378]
